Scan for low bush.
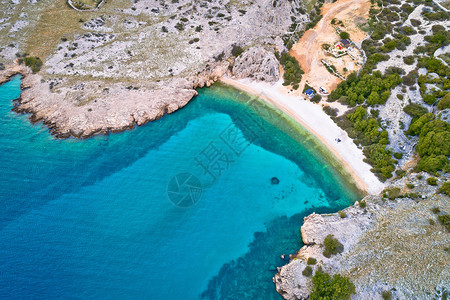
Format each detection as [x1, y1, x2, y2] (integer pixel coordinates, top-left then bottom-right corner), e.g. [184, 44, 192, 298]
[277, 52, 304, 87]
[382, 290, 392, 300]
[310, 269, 355, 300]
[24, 56, 43, 73]
[323, 106, 338, 117]
[340, 31, 350, 39]
[359, 199, 367, 208]
[383, 187, 401, 200]
[231, 45, 244, 57]
[302, 266, 313, 277]
[323, 234, 344, 258]
[439, 181, 450, 196]
[427, 177, 437, 185]
[339, 211, 347, 218]
[438, 214, 450, 232]
[432, 207, 441, 214]
[437, 93, 450, 110]
[393, 152, 403, 159]
[307, 257, 317, 265]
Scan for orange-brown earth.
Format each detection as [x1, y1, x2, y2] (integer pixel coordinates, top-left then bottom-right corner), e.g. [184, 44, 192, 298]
[290, 0, 372, 93]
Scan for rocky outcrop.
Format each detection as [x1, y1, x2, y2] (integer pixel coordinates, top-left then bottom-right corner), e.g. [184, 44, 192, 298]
[232, 47, 280, 82]
[0, 0, 309, 138]
[274, 172, 450, 299]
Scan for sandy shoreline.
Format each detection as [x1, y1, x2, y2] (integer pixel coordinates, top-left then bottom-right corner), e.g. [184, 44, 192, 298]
[219, 76, 385, 195]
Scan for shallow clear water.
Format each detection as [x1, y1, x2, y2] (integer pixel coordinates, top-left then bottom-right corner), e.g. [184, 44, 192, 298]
[0, 76, 360, 299]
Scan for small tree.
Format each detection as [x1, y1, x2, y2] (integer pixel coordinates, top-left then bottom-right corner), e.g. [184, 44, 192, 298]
[340, 31, 350, 39]
[323, 234, 344, 258]
[302, 266, 313, 277]
[310, 269, 355, 300]
[24, 56, 43, 73]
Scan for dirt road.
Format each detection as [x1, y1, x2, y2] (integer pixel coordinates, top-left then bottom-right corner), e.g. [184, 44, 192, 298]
[290, 0, 371, 92]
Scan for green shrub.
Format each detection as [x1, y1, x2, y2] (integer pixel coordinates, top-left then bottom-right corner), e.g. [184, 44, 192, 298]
[339, 211, 347, 218]
[417, 174, 423, 180]
[231, 45, 244, 57]
[323, 234, 344, 258]
[432, 207, 441, 214]
[382, 290, 392, 300]
[359, 199, 367, 208]
[403, 103, 428, 119]
[303, 266, 313, 276]
[437, 214, 450, 232]
[427, 177, 437, 185]
[406, 183, 415, 189]
[393, 152, 403, 159]
[403, 56, 415, 65]
[323, 106, 338, 117]
[307, 257, 317, 265]
[437, 93, 450, 110]
[24, 56, 43, 73]
[340, 31, 350, 39]
[311, 94, 322, 103]
[310, 269, 355, 300]
[438, 181, 450, 196]
[429, 218, 435, 225]
[383, 187, 401, 200]
[396, 169, 406, 178]
[277, 52, 304, 87]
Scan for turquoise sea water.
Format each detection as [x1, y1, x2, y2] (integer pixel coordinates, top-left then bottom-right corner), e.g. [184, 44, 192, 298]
[0, 76, 361, 299]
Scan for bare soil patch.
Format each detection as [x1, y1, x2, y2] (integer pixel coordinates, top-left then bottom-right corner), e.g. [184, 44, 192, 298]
[290, 0, 372, 93]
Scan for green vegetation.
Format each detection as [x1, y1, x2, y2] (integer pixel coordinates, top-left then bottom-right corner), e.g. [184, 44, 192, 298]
[23, 56, 43, 73]
[339, 210, 347, 218]
[328, 71, 402, 106]
[311, 94, 322, 103]
[403, 103, 428, 121]
[307, 257, 317, 265]
[439, 181, 450, 196]
[403, 55, 415, 65]
[427, 177, 437, 186]
[231, 45, 244, 57]
[276, 52, 304, 88]
[303, 266, 313, 277]
[359, 199, 367, 208]
[393, 152, 403, 159]
[437, 93, 450, 110]
[323, 106, 338, 117]
[407, 113, 449, 174]
[310, 269, 355, 300]
[432, 207, 441, 214]
[437, 214, 450, 232]
[383, 187, 401, 200]
[339, 31, 350, 39]
[382, 290, 392, 300]
[334, 106, 395, 180]
[323, 234, 343, 258]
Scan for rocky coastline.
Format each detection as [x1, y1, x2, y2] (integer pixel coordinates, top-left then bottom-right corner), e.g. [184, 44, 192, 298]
[0, 0, 306, 139]
[274, 171, 450, 299]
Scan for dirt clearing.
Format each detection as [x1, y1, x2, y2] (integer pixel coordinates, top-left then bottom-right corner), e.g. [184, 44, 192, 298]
[290, 0, 372, 93]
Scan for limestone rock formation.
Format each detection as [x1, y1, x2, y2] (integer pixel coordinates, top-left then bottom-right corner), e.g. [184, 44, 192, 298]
[274, 172, 450, 299]
[232, 47, 281, 82]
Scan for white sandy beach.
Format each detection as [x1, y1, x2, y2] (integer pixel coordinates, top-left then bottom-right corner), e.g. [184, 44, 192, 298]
[220, 76, 385, 195]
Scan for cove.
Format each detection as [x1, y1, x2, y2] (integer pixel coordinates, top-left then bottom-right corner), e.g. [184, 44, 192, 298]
[0, 76, 361, 299]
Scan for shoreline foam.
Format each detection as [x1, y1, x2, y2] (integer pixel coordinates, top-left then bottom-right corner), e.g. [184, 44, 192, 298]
[219, 77, 385, 195]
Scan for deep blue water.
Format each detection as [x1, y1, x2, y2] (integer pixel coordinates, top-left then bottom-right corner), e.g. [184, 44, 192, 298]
[0, 76, 360, 299]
